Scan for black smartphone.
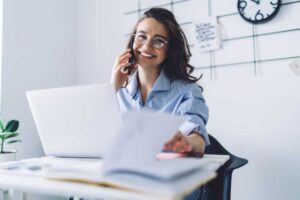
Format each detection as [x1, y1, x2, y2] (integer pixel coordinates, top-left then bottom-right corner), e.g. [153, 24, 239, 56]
[124, 39, 136, 75]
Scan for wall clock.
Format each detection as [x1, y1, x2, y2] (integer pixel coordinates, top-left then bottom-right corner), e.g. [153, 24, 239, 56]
[237, 0, 281, 24]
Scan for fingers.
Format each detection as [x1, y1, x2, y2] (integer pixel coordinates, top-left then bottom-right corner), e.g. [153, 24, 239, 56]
[173, 139, 192, 153]
[163, 132, 180, 150]
[163, 132, 193, 153]
[164, 132, 180, 146]
[116, 49, 132, 64]
[113, 49, 135, 73]
[118, 52, 132, 64]
[114, 55, 131, 70]
[120, 63, 133, 74]
[111, 49, 136, 90]
[118, 48, 131, 58]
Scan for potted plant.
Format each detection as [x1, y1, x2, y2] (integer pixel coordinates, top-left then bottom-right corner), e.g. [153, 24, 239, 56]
[0, 117, 21, 162]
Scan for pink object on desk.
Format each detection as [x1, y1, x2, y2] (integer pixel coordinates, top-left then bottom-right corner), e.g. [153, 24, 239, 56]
[156, 152, 187, 160]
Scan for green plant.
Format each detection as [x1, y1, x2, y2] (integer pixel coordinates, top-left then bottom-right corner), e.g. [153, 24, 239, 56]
[0, 118, 21, 153]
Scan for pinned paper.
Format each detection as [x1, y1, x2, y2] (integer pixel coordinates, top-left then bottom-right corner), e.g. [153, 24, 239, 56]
[289, 59, 300, 76]
[194, 16, 222, 53]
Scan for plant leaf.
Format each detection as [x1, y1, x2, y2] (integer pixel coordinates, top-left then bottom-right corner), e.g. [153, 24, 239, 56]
[0, 132, 19, 140]
[0, 132, 7, 140]
[5, 120, 19, 132]
[6, 140, 22, 144]
[0, 119, 4, 132]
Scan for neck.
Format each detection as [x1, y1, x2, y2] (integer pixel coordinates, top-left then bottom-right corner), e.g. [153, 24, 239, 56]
[137, 65, 160, 101]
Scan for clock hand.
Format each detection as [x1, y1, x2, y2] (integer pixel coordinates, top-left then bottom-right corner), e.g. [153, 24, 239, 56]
[250, 0, 260, 4]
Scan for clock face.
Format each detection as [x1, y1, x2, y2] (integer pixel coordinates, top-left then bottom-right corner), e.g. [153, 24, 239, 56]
[237, 0, 281, 24]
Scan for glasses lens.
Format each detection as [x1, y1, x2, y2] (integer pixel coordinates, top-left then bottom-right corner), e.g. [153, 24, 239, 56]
[133, 33, 167, 49]
[134, 33, 147, 45]
[152, 37, 167, 49]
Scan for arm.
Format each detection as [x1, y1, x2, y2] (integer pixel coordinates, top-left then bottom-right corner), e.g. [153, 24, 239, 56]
[164, 84, 209, 156]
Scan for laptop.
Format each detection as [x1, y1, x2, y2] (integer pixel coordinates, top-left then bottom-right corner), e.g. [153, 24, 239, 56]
[26, 83, 122, 158]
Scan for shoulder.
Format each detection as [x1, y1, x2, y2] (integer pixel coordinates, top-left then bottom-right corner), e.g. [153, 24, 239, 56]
[170, 79, 204, 97]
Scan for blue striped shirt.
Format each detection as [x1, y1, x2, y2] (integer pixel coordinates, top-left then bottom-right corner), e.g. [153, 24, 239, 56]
[117, 70, 210, 146]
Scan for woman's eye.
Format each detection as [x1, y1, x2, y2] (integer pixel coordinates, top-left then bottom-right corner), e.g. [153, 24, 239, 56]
[154, 38, 164, 45]
[137, 34, 147, 40]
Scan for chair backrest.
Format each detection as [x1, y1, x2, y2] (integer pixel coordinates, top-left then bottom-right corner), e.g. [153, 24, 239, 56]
[204, 134, 248, 200]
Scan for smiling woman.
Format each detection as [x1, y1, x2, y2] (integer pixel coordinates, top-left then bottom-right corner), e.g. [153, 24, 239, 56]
[110, 7, 209, 200]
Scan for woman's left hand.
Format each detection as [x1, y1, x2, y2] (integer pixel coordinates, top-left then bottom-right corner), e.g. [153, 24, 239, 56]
[163, 132, 193, 153]
[163, 131, 205, 156]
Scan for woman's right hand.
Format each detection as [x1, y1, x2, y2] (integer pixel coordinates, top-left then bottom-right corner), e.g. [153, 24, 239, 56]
[110, 49, 136, 91]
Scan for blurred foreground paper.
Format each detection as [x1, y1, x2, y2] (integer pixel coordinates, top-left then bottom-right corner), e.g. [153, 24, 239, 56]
[103, 110, 186, 169]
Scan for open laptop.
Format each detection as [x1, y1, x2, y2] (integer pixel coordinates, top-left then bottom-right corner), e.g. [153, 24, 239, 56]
[27, 83, 122, 158]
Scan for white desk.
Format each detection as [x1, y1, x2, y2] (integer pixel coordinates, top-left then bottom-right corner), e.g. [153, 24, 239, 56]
[0, 154, 229, 200]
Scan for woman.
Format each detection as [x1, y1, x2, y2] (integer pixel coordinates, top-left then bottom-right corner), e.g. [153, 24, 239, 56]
[111, 7, 210, 199]
[111, 7, 209, 156]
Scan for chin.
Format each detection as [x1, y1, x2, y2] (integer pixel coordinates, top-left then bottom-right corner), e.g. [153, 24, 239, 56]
[138, 62, 160, 69]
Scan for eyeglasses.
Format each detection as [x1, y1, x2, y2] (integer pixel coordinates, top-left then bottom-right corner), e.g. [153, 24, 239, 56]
[132, 32, 168, 50]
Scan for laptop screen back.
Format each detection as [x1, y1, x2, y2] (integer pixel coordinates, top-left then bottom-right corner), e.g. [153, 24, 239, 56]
[27, 84, 121, 158]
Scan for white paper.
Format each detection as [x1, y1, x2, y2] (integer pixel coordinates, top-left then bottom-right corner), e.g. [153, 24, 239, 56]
[289, 59, 300, 76]
[194, 16, 222, 52]
[103, 110, 186, 171]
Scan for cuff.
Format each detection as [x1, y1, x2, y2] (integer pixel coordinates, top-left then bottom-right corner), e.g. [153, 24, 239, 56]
[178, 121, 210, 146]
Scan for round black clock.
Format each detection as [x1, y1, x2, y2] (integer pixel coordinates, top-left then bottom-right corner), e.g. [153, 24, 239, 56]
[237, 0, 281, 24]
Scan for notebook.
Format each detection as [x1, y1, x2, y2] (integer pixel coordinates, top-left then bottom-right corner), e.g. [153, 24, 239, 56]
[26, 83, 122, 158]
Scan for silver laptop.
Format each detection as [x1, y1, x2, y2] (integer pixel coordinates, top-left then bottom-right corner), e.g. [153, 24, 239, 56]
[26, 83, 122, 158]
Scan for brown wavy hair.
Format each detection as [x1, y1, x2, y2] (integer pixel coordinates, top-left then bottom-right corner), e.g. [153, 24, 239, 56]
[127, 7, 202, 83]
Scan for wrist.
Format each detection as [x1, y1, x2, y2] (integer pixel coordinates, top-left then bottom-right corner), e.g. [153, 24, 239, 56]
[187, 133, 205, 156]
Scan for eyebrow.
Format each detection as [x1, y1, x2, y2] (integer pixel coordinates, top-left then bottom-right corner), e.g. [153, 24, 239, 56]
[137, 30, 168, 41]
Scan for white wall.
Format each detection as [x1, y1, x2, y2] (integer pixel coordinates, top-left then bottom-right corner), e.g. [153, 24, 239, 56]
[1, 0, 76, 159]
[0, 0, 2, 108]
[75, 0, 127, 84]
[74, 0, 300, 200]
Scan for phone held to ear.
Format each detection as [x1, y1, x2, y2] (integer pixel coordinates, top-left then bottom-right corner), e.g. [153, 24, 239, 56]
[125, 48, 135, 75]
[123, 37, 136, 75]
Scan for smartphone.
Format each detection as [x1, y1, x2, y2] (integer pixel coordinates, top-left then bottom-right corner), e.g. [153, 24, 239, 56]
[124, 39, 136, 75]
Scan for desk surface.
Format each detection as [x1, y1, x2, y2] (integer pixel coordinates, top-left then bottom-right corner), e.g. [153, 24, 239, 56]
[0, 154, 229, 200]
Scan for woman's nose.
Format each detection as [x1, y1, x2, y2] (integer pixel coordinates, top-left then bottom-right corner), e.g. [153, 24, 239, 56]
[142, 39, 154, 50]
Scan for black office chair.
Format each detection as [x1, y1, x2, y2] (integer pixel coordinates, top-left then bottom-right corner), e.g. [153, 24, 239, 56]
[203, 134, 248, 200]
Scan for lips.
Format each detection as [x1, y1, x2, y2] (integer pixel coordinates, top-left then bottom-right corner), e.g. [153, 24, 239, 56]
[138, 51, 156, 59]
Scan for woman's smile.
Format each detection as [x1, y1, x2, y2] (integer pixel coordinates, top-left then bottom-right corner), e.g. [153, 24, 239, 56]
[137, 50, 157, 59]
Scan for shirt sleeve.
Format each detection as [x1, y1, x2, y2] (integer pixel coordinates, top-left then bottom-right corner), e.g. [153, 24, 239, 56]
[176, 84, 210, 146]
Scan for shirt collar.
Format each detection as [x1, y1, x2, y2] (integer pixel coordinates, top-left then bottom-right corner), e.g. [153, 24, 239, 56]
[127, 70, 171, 98]
[127, 72, 139, 98]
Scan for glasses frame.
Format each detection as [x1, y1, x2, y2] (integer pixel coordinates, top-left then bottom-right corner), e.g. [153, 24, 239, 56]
[131, 33, 168, 50]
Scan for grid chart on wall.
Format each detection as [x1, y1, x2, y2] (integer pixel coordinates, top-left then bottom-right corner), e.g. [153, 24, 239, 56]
[122, 0, 300, 79]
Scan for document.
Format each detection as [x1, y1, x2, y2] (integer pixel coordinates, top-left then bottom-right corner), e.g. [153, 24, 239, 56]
[194, 16, 222, 52]
[102, 110, 187, 170]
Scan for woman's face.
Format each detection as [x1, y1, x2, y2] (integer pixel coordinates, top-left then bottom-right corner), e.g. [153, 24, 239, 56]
[133, 18, 169, 70]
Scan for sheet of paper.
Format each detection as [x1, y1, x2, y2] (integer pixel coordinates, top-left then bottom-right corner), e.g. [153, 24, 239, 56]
[103, 110, 186, 171]
[194, 16, 222, 52]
